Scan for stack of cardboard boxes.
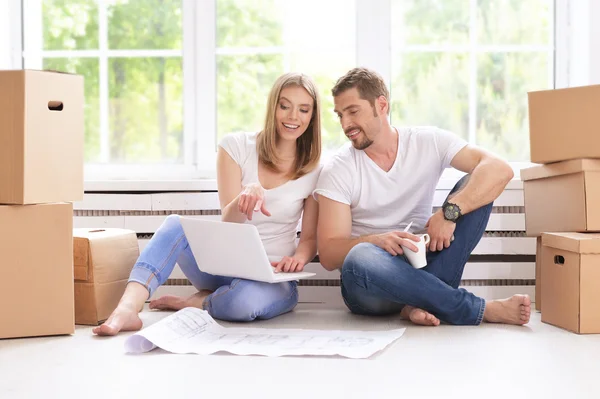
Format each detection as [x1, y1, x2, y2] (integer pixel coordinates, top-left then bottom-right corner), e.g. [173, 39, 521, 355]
[522, 85, 600, 334]
[0, 70, 141, 337]
[0, 70, 84, 339]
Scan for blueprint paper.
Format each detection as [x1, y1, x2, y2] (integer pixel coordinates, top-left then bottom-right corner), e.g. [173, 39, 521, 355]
[124, 308, 405, 359]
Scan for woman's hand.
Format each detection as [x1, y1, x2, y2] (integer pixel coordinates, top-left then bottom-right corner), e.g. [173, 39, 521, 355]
[270, 256, 306, 273]
[238, 183, 271, 220]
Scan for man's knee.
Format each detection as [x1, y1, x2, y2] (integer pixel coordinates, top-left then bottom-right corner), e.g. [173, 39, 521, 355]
[343, 243, 380, 270]
[341, 243, 380, 285]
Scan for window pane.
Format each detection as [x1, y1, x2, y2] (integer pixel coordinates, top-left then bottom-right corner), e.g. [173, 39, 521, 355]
[108, 0, 182, 50]
[391, 0, 469, 46]
[288, 51, 356, 154]
[216, 54, 284, 141]
[42, 0, 98, 50]
[43, 58, 100, 163]
[477, 0, 552, 45]
[217, 0, 283, 47]
[391, 53, 469, 140]
[477, 52, 550, 161]
[216, 0, 356, 153]
[108, 58, 183, 163]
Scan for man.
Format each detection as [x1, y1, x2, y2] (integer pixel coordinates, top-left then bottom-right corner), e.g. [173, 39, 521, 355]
[314, 67, 531, 327]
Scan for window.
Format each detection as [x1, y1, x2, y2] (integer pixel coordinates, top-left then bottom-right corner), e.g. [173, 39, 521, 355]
[19, 0, 557, 181]
[215, 0, 356, 157]
[23, 0, 189, 179]
[390, 0, 554, 162]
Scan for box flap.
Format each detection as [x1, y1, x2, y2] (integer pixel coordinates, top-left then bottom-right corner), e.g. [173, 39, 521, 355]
[542, 232, 600, 254]
[521, 159, 600, 181]
[73, 237, 91, 281]
[74, 228, 139, 283]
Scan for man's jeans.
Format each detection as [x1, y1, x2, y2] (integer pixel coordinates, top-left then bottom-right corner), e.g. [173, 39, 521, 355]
[341, 175, 491, 325]
[128, 215, 298, 322]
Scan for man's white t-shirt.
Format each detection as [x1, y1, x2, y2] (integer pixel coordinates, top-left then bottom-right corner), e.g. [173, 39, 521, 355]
[313, 126, 468, 237]
[219, 131, 322, 259]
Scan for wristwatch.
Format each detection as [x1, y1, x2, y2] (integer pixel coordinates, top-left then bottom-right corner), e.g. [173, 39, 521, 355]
[442, 201, 462, 223]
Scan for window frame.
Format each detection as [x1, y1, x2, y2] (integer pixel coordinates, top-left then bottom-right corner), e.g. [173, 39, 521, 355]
[6, 0, 591, 185]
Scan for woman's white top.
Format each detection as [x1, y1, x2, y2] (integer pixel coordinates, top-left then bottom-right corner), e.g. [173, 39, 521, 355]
[219, 131, 322, 259]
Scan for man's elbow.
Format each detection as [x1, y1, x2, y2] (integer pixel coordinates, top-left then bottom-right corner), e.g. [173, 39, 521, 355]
[317, 246, 341, 271]
[498, 160, 514, 185]
[487, 158, 513, 187]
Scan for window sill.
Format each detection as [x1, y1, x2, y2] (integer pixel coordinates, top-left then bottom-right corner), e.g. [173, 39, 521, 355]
[84, 177, 524, 192]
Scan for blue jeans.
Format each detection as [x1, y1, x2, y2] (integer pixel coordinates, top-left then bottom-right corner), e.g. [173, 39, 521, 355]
[128, 215, 299, 322]
[341, 175, 491, 325]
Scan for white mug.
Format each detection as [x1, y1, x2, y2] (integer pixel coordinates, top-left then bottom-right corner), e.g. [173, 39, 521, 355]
[401, 234, 430, 269]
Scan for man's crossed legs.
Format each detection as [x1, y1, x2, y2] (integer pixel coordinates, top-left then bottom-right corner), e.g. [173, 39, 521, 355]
[340, 176, 531, 326]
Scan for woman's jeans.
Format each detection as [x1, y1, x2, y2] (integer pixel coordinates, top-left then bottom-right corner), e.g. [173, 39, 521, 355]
[128, 215, 298, 322]
[341, 175, 492, 325]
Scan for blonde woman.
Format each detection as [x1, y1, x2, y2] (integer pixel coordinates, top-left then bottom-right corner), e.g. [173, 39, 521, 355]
[94, 73, 322, 335]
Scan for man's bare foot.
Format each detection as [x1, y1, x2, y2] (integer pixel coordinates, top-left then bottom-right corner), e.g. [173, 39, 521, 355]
[483, 294, 531, 325]
[149, 290, 213, 311]
[400, 305, 441, 326]
[92, 304, 143, 336]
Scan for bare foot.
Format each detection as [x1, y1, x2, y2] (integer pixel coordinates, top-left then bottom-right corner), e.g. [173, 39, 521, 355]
[401, 305, 441, 326]
[483, 295, 531, 325]
[149, 290, 213, 311]
[92, 304, 143, 336]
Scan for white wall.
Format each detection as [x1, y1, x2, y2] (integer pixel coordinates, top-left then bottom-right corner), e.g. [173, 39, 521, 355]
[555, 0, 600, 88]
[0, 0, 22, 70]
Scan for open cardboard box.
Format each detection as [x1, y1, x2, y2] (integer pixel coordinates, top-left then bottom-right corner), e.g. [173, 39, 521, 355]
[73, 228, 139, 325]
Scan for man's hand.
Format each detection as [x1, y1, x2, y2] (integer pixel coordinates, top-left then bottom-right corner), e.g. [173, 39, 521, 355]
[238, 183, 271, 220]
[271, 256, 306, 273]
[426, 210, 456, 252]
[368, 231, 421, 256]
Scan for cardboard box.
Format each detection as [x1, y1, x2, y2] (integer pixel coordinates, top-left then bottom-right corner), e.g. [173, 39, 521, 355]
[529, 84, 600, 164]
[521, 159, 600, 236]
[535, 237, 542, 311]
[541, 232, 600, 334]
[73, 228, 139, 325]
[0, 70, 84, 205]
[0, 203, 74, 339]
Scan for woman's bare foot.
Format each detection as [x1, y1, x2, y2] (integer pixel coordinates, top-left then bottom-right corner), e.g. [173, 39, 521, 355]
[149, 290, 213, 311]
[483, 294, 531, 325]
[92, 304, 143, 336]
[400, 305, 440, 326]
[93, 282, 149, 336]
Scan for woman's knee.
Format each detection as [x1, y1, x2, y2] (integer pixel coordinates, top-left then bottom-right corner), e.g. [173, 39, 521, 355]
[209, 280, 297, 322]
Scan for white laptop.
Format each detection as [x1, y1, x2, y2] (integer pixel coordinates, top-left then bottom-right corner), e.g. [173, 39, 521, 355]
[179, 217, 316, 283]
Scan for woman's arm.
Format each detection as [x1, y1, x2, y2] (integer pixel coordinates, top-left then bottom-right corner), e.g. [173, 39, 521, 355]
[216, 147, 247, 223]
[217, 147, 270, 223]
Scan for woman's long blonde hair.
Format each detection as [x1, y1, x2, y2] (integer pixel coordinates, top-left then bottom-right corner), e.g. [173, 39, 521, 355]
[257, 72, 321, 179]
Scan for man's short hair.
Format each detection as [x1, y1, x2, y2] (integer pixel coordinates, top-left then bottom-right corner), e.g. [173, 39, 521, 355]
[331, 67, 390, 115]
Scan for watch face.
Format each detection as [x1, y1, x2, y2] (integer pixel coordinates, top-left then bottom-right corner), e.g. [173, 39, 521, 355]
[444, 204, 458, 220]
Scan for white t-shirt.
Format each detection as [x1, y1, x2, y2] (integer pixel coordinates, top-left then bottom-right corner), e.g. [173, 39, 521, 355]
[219, 131, 322, 259]
[313, 126, 468, 237]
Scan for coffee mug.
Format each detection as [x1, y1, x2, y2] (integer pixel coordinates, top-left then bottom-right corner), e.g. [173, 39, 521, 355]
[401, 233, 430, 269]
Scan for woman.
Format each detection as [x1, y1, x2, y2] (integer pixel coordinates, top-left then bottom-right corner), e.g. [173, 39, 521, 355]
[93, 72, 322, 335]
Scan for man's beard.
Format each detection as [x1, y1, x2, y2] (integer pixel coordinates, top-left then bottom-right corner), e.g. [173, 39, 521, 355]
[353, 136, 374, 150]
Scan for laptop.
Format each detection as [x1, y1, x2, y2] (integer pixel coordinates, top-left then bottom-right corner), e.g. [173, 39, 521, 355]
[179, 217, 316, 283]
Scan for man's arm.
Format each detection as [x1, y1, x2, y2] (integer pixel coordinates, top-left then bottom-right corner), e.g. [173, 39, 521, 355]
[317, 195, 419, 270]
[446, 145, 514, 214]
